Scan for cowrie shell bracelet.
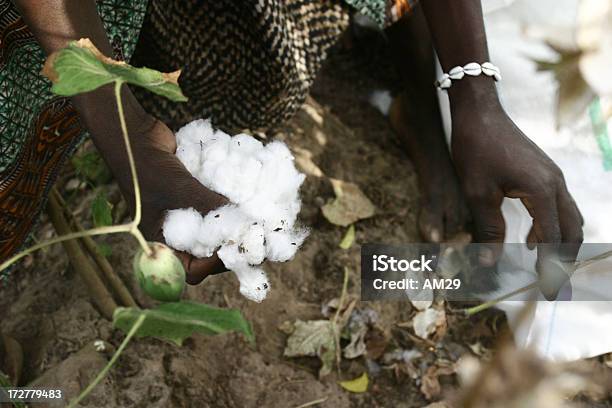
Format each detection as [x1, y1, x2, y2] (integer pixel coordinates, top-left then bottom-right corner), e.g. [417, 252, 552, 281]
[435, 62, 501, 90]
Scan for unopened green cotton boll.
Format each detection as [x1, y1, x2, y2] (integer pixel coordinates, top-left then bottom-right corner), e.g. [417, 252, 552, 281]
[133, 242, 186, 302]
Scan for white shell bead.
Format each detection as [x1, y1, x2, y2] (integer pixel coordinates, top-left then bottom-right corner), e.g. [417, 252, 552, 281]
[463, 62, 482, 76]
[437, 74, 452, 89]
[449, 66, 465, 80]
[481, 62, 500, 77]
[435, 62, 501, 89]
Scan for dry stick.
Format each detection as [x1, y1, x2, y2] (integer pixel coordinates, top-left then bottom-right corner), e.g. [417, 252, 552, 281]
[47, 193, 117, 320]
[52, 188, 137, 308]
[331, 266, 350, 376]
[294, 396, 329, 408]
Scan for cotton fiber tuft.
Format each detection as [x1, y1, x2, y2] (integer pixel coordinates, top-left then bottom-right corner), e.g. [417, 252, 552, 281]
[163, 119, 308, 302]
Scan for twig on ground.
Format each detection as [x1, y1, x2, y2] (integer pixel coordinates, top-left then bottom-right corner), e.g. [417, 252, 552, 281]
[294, 396, 329, 408]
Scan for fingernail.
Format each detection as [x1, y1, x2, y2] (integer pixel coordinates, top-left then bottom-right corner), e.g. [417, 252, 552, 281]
[430, 228, 441, 243]
[478, 247, 495, 267]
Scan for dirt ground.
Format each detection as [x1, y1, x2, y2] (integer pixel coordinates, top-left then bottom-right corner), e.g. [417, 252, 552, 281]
[1, 29, 604, 408]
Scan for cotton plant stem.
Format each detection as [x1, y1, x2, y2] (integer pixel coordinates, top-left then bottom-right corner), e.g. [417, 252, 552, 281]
[0, 224, 130, 273]
[67, 314, 146, 408]
[113, 81, 152, 257]
[47, 193, 118, 320]
[52, 188, 138, 308]
[464, 250, 612, 315]
[464, 282, 539, 316]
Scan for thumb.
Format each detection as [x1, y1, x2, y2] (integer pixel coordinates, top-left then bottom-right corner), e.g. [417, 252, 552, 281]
[468, 193, 506, 267]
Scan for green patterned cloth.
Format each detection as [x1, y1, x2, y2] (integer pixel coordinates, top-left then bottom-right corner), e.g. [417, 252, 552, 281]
[0, 0, 148, 173]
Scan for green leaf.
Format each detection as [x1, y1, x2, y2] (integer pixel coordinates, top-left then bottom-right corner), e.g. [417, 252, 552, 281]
[43, 38, 187, 101]
[72, 151, 112, 185]
[113, 302, 254, 346]
[339, 225, 355, 250]
[321, 179, 375, 227]
[98, 242, 113, 257]
[339, 372, 369, 393]
[92, 193, 113, 227]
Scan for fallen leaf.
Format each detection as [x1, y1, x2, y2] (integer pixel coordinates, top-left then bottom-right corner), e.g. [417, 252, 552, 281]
[413, 308, 446, 340]
[339, 372, 369, 393]
[384, 349, 422, 380]
[283, 320, 336, 377]
[420, 362, 456, 400]
[321, 178, 375, 226]
[339, 224, 355, 249]
[341, 308, 379, 359]
[343, 316, 368, 359]
[365, 327, 388, 360]
[411, 299, 433, 311]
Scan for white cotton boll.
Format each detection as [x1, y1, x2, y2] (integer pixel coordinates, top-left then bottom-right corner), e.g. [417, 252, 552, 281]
[176, 119, 212, 145]
[217, 242, 248, 270]
[242, 224, 266, 265]
[234, 266, 270, 303]
[197, 135, 231, 188]
[265, 228, 308, 262]
[217, 244, 270, 302]
[175, 143, 201, 175]
[210, 154, 262, 203]
[164, 119, 309, 302]
[162, 208, 203, 253]
[230, 133, 264, 156]
[190, 242, 213, 259]
[197, 205, 250, 251]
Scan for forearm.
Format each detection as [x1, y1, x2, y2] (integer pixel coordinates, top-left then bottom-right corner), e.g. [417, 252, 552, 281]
[421, 0, 501, 111]
[14, 0, 156, 182]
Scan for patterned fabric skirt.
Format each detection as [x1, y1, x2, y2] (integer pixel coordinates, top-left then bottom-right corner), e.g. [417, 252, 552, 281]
[0, 0, 416, 267]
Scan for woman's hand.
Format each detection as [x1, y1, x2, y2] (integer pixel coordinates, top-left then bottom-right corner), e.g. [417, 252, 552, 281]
[127, 117, 228, 284]
[450, 81, 584, 292]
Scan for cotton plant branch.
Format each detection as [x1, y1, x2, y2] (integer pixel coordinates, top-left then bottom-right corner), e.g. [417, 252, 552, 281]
[464, 251, 612, 315]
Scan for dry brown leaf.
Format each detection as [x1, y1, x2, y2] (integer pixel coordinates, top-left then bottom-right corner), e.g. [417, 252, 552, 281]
[420, 362, 456, 401]
[321, 178, 375, 226]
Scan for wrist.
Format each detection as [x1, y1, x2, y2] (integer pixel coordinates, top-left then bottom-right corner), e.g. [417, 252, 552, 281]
[448, 75, 502, 118]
